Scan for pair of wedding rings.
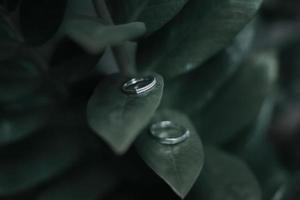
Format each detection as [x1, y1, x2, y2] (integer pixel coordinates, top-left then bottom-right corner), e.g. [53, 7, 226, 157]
[122, 76, 189, 145]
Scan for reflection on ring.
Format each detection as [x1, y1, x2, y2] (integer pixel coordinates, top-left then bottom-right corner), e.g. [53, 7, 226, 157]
[122, 76, 157, 95]
[150, 121, 190, 145]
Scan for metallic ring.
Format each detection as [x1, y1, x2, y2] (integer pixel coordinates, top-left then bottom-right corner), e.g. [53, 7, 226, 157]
[150, 121, 190, 145]
[122, 76, 157, 95]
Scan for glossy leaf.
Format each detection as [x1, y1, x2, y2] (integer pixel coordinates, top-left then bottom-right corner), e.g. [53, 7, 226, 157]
[192, 51, 278, 144]
[190, 147, 261, 200]
[64, 15, 146, 54]
[19, 0, 67, 45]
[162, 20, 256, 109]
[135, 110, 204, 198]
[137, 0, 263, 77]
[238, 99, 289, 200]
[87, 74, 164, 154]
[38, 158, 118, 200]
[106, 0, 189, 34]
[0, 124, 85, 195]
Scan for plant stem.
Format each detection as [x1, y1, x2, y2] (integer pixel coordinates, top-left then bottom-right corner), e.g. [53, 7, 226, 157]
[92, 0, 136, 75]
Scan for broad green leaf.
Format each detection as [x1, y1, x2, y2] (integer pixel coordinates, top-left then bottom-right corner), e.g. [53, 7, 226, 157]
[162, 20, 256, 109]
[135, 110, 204, 198]
[137, 0, 263, 78]
[63, 15, 146, 54]
[0, 124, 85, 195]
[19, 0, 67, 45]
[189, 147, 261, 200]
[0, 58, 42, 103]
[222, 96, 275, 153]
[191, 51, 278, 144]
[238, 99, 289, 200]
[87, 74, 164, 154]
[38, 158, 118, 200]
[106, 0, 189, 34]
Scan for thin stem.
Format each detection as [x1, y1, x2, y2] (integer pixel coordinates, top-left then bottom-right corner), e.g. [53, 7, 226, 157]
[93, 0, 113, 24]
[92, 0, 136, 75]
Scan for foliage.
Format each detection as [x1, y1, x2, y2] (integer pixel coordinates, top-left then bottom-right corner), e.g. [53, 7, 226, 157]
[0, 0, 299, 199]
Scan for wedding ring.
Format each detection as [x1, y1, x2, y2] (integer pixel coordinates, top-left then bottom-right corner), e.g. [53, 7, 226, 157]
[150, 121, 190, 145]
[122, 76, 157, 95]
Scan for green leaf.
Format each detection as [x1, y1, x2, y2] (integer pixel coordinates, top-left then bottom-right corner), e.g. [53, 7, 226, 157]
[38, 158, 118, 200]
[162, 20, 256, 109]
[192, 51, 278, 144]
[0, 124, 85, 195]
[106, 0, 189, 34]
[19, 0, 67, 45]
[190, 147, 261, 200]
[137, 0, 263, 78]
[135, 110, 204, 198]
[64, 15, 146, 54]
[87, 74, 164, 154]
[237, 99, 289, 200]
[0, 58, 42, 103]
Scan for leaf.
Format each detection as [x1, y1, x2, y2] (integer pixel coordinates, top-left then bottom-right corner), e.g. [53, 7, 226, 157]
[162, 20, 256, 109]
[64, 15, 146, 54]
[0, 124, 85, 195]
[189, 147, 261, 200]
[106, 0, 189, 34]
[87, 73, 164, 154]
[135, 110, 204, 198]
[237, 99, 289, 200]
[19, 0, 67, 45]
[191, 51, 278, 144]
[0, 58, 42, 103]
[38, 158, 118, 200]
[137, 0, 263, 78]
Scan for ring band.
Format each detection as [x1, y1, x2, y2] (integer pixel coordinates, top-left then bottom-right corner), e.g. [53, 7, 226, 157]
[150, 121, 190, 145]
[122, 76, 157, 95]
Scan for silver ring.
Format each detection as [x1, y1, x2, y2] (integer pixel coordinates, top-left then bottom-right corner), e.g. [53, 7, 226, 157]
[150, 121, 190, 145]
[122, 76, 157, 95]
